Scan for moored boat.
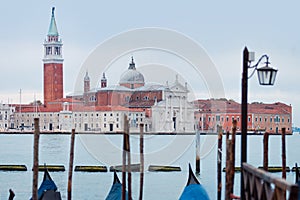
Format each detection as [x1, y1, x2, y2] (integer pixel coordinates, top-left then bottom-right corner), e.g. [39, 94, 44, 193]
[105, 171, 128, 200]
[30, 168, 61, 200]
[179, 164, 210, 200]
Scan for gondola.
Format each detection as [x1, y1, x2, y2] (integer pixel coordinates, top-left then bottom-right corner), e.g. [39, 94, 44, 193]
[179, 164, 210, 200]
[105, 171, 128, 200]
[30, 168, 61, 200]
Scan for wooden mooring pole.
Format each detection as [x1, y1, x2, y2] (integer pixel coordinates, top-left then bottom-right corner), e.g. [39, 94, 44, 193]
[217, 125, 223, 200]
[295, 163, 299, 183]
[122, 115, 128, 200]
[196, 129, 201, 174]
[225, 138, 233, 200]
[67, 129, 76, 200]
[225, 120, 237, 200]
[32, 118, 40, 200]
[263, 132, 269, 171]
[231, 120, 237, 195]
[139, 124, 144, 200]
[282, 128, 286, 179]
[127, 119, 132, 200]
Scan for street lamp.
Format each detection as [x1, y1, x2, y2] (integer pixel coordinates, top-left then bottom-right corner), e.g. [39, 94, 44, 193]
[240, 47, 277, 199]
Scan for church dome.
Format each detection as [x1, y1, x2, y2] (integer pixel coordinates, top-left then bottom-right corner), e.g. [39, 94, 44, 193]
[119, 57, 145, 86]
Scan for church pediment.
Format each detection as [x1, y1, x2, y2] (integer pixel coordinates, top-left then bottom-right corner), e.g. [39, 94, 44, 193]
[169, 82, 188, 93]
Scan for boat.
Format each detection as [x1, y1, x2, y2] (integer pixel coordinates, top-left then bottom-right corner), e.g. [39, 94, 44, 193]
[8, 189, 15, 200]
[179, 164, 210, 200]
[105, 171, 128, 200]
[30, 168, 61, 200]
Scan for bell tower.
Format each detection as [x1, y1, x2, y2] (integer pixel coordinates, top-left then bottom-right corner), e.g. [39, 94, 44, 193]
[43, 7, 64, 105]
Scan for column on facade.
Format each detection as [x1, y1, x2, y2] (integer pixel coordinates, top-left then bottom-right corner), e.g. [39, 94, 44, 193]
[184, 96, 187, 131]
[201, 113, 204, 132]
[179, 96, 182, 121]
[170, 95, 173, 131]
[165, 93, 168, 126]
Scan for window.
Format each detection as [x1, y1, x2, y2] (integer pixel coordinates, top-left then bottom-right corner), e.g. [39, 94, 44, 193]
[265, 118, 267, 122]
[232, 117, 234, 122]
[90, 96, 97, 102]
[104, 113, 107, 116]
[110, 113, 113, 116]
[104, 124, 106, 128]
[282, 118, 284, 123]
[248, 117, 251, 122]
[216, 116, 220, 121]
[275, 116, 280, 123]
[226, 117, 229, 122]
[143, 96, 149, 100]
[255, 117, 258, 122]
[288, 118, 290, 123]
[270, 118, 272, 122]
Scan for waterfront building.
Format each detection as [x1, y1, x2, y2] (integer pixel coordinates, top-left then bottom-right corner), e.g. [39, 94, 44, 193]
[68, 57, 195, 133]
[5, 7, 292, 134]
[0, 103, 15, 131]
[194, 99, 292, 134]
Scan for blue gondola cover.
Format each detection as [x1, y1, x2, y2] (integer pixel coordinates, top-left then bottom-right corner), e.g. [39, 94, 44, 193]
[29, 170, 58, 200]
[179, 184, 210, 200]
[105, 172, 128, 200]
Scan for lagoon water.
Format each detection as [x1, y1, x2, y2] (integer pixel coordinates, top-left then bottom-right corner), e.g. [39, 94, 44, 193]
[0, 133, 299, 199]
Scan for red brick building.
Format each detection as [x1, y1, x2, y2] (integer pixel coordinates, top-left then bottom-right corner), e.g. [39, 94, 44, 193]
[194, 99, 292, 134]
[70, 57, 164, 111]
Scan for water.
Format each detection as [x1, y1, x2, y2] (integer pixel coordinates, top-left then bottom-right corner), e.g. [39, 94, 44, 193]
[0, 133, 299, 199]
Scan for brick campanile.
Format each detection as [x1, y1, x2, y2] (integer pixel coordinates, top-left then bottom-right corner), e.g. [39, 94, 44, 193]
[43, 7, 64, 105]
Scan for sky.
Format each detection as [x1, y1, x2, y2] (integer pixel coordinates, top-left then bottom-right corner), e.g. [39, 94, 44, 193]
[0, 1, 299, 126]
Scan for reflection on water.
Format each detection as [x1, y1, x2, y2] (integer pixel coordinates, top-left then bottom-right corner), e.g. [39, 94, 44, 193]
[0, 134, 299, 199]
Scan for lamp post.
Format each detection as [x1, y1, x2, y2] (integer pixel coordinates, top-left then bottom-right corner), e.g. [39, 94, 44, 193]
[240, 47, 277, 199]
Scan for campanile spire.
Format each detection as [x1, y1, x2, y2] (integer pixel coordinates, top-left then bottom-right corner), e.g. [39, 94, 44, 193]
[43, 7, 64, 105]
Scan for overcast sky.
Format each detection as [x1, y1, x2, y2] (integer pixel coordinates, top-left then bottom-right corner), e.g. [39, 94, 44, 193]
[0, 1, 299, 126]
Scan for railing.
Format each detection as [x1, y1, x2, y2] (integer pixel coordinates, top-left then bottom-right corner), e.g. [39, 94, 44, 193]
[242, 163, 298, 200]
